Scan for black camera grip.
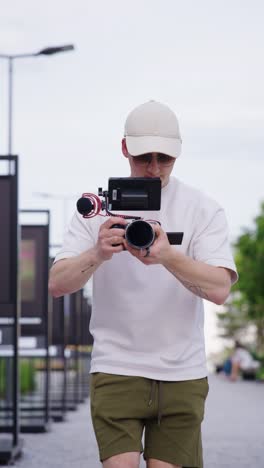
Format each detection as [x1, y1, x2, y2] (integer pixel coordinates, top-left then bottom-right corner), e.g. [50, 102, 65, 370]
[166, 232, 184, 245]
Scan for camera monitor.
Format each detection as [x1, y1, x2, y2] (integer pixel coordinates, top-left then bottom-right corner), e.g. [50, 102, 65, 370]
[107, 177, 161, 211]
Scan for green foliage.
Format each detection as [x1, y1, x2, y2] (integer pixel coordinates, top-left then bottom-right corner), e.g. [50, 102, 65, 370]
[256, 367, 264, 381]
[0, 359, 36, 398]
[0, 358, 6, 397]
[20, 359, 36, 395]
[217, 202, 264, 353]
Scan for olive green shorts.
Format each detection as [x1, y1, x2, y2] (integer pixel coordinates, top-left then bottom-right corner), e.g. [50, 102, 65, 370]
[90, 372, 209, 467]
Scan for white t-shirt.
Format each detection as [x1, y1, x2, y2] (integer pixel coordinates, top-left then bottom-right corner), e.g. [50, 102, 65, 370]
[55, 176, 238, 381]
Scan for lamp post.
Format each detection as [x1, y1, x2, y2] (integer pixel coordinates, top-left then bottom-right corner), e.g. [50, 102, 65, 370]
[0, 44, 74, 155]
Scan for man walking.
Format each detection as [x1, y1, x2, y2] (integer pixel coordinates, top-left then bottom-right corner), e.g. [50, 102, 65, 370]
[49, 100, 238, 468]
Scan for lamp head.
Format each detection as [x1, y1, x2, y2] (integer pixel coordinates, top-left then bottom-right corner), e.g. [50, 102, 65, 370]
[37, 44, 75, 56]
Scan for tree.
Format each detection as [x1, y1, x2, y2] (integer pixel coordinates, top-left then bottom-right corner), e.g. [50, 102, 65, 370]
[217, 202, 264, 354]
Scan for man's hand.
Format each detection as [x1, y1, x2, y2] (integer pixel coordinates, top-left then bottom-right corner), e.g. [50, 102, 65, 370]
[124, 222, 173, 265]
[95, 217, 127, 262]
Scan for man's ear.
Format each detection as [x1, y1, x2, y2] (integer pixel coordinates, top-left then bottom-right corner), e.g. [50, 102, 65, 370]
[122, 138, 129, 158]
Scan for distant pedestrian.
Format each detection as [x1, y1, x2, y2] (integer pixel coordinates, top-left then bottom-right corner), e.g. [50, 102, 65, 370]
[229, 341, 260, 381]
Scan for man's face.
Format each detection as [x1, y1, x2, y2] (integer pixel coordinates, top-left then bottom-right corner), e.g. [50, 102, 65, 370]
[122, 139, 176, 188]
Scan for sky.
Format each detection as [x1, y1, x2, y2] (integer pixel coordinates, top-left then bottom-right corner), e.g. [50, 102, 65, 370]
[1, 0, 264, 354]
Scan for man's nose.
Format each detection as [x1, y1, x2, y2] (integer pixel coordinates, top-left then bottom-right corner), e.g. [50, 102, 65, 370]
[147, 157, 160, 175]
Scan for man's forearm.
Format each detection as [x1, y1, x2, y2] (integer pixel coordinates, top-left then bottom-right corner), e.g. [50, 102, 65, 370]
[49, 247, 102, 297]
[162, 249, 231, 305]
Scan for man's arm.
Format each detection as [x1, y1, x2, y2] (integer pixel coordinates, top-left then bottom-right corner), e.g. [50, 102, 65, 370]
[161, 249, 232, 305]
[124, 224, 232, 305]
[49, 216, 127, 297]
[49, 247, 102, 297]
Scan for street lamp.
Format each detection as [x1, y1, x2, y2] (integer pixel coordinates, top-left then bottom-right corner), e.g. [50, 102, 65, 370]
[0, 44, 75, 155]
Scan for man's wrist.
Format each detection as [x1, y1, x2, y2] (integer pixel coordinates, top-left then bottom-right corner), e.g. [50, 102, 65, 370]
[161, 246, 182, 269]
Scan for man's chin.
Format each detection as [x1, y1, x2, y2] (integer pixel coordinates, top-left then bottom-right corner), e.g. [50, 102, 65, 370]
[161, 177, 170, 188]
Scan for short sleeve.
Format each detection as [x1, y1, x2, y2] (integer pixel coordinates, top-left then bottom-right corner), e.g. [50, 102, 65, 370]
[191, 205, 238, 284]
[54, 211, 97, 263]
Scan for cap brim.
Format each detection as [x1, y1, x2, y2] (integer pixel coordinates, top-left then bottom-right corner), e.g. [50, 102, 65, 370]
[126, 135, 182, 158]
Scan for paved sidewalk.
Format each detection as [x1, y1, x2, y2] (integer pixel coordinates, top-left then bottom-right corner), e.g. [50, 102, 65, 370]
[12, 374, 264, 468]
[203, 374, 264, 467]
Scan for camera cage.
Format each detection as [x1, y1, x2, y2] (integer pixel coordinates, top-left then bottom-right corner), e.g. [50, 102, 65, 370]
[77, 177, 184, 245]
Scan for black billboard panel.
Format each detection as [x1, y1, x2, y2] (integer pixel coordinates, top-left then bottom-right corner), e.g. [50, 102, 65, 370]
[51, 296, 65, 346]
[20, 225, 49, 336]
[0, 172, 17, 318]
[20, 239, 36, 302]
[81, 297, 93, 346]
[67, 290, 82, 346]
[0, 156, 22, 461]
[0, 179, 11, 304]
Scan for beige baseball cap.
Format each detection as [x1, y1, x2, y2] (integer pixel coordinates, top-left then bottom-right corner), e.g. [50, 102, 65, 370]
[124, 100, 182, 158]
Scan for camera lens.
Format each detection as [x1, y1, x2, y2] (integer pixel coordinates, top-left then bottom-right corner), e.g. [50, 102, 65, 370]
[125, 220, 155, 249]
